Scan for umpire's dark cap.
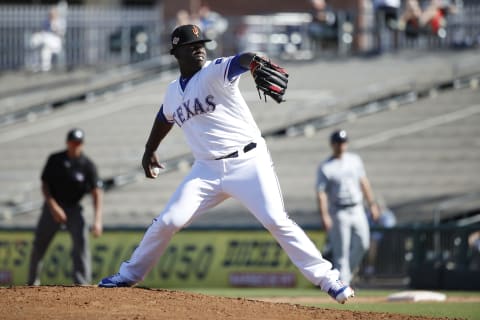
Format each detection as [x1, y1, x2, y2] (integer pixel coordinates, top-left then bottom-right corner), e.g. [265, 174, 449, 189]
[66, 128, 84, 142]
[330, 129, 348, 143]
[170, 24, 211, 54]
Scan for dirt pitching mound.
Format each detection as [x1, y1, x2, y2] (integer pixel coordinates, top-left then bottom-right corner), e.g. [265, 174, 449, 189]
[0, 286, 448, 320]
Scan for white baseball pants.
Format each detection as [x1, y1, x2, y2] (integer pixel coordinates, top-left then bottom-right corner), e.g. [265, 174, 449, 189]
[119, 138, 337, 287]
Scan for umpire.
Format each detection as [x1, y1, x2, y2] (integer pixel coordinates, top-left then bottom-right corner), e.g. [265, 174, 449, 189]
[28, 128, 103, 285]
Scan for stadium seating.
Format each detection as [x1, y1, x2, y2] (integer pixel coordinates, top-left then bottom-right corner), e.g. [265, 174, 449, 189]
[1, 50, 479, 228]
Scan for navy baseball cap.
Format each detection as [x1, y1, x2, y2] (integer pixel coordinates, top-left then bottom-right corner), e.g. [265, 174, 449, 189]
[170, 24, 211, 54]
[66, 128, 84, 142]
[330, 129, 348, 143]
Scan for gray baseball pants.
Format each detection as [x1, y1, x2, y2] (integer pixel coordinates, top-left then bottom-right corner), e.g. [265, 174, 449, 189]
[28, 203, 91, 285]
[329, 203, 370, 285]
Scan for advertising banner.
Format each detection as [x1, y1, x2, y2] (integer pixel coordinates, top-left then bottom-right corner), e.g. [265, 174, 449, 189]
[0, 229, 326, 288]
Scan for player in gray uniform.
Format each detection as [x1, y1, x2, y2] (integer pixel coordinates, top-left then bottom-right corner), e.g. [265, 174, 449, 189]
[316, 129, 379, 285]
[98, 24, 354, 304]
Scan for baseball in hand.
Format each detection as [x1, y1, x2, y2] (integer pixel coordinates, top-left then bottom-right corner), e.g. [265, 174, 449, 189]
[152, 166, 160, 177]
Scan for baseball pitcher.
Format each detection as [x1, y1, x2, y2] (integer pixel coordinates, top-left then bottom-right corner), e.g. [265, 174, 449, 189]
[99, 24, 354, 304]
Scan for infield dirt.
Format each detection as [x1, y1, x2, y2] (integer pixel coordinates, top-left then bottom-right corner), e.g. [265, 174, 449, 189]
[0, 286, 457, 320]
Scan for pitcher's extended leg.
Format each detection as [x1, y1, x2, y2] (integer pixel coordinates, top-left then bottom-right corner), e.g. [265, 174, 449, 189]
[116, 162, 227, 283]
[224, 145, 336, 287]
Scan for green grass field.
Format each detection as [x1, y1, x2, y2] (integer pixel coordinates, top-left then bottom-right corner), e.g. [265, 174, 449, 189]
[184, 288, 480, 320]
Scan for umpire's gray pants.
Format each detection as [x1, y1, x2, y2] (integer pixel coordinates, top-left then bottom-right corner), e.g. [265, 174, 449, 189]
[28, 203, 91, 285]
[329, 204, 370, 285]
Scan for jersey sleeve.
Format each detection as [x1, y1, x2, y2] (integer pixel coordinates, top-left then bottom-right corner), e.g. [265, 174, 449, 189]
[316, 166, 329, 192]
[156, 105, 173, 124]
[209, 56, 243, 87]
[161, 80, 184, 124]
[227, 54, 250, 82]
[85, 159, 103, 191]
[356, 155, 367, 178]
[41, 154, 55, 185]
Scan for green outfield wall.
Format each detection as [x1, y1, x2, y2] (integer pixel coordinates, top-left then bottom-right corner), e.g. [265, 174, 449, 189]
[0, 229, 326, 288]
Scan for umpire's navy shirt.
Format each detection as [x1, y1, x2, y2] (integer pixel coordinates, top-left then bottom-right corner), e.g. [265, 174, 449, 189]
[41, 151, 101, 207]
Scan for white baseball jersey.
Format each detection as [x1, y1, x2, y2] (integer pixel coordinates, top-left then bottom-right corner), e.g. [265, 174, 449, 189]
[162, 56, 262, 160]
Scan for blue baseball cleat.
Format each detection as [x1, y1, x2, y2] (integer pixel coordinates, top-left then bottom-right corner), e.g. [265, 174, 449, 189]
[98, 273, 135, 288]
[326, 279, 355, 304]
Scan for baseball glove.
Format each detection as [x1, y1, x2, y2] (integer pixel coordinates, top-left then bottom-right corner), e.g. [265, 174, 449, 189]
[249, 55, 289, 104]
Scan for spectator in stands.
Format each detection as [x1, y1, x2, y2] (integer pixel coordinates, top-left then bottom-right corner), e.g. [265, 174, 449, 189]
[373, 0, 401, 53]
[316, 129, 380, 285]
[420, 0, 457, 38]
[399, 0, 458, 39]
[233, 23, 249, 53]
[197, 4, 228, 56]
[27, 128, 103, 285]
[398, 0, 423, 39]
[307, 0, 339, 52]
[29, 5, 67, 72]
[175, 9, 194, 28]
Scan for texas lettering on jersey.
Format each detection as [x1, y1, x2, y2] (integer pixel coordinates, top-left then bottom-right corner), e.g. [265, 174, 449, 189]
[172, 94, 217, 127]
[162, 57, 262, 160]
